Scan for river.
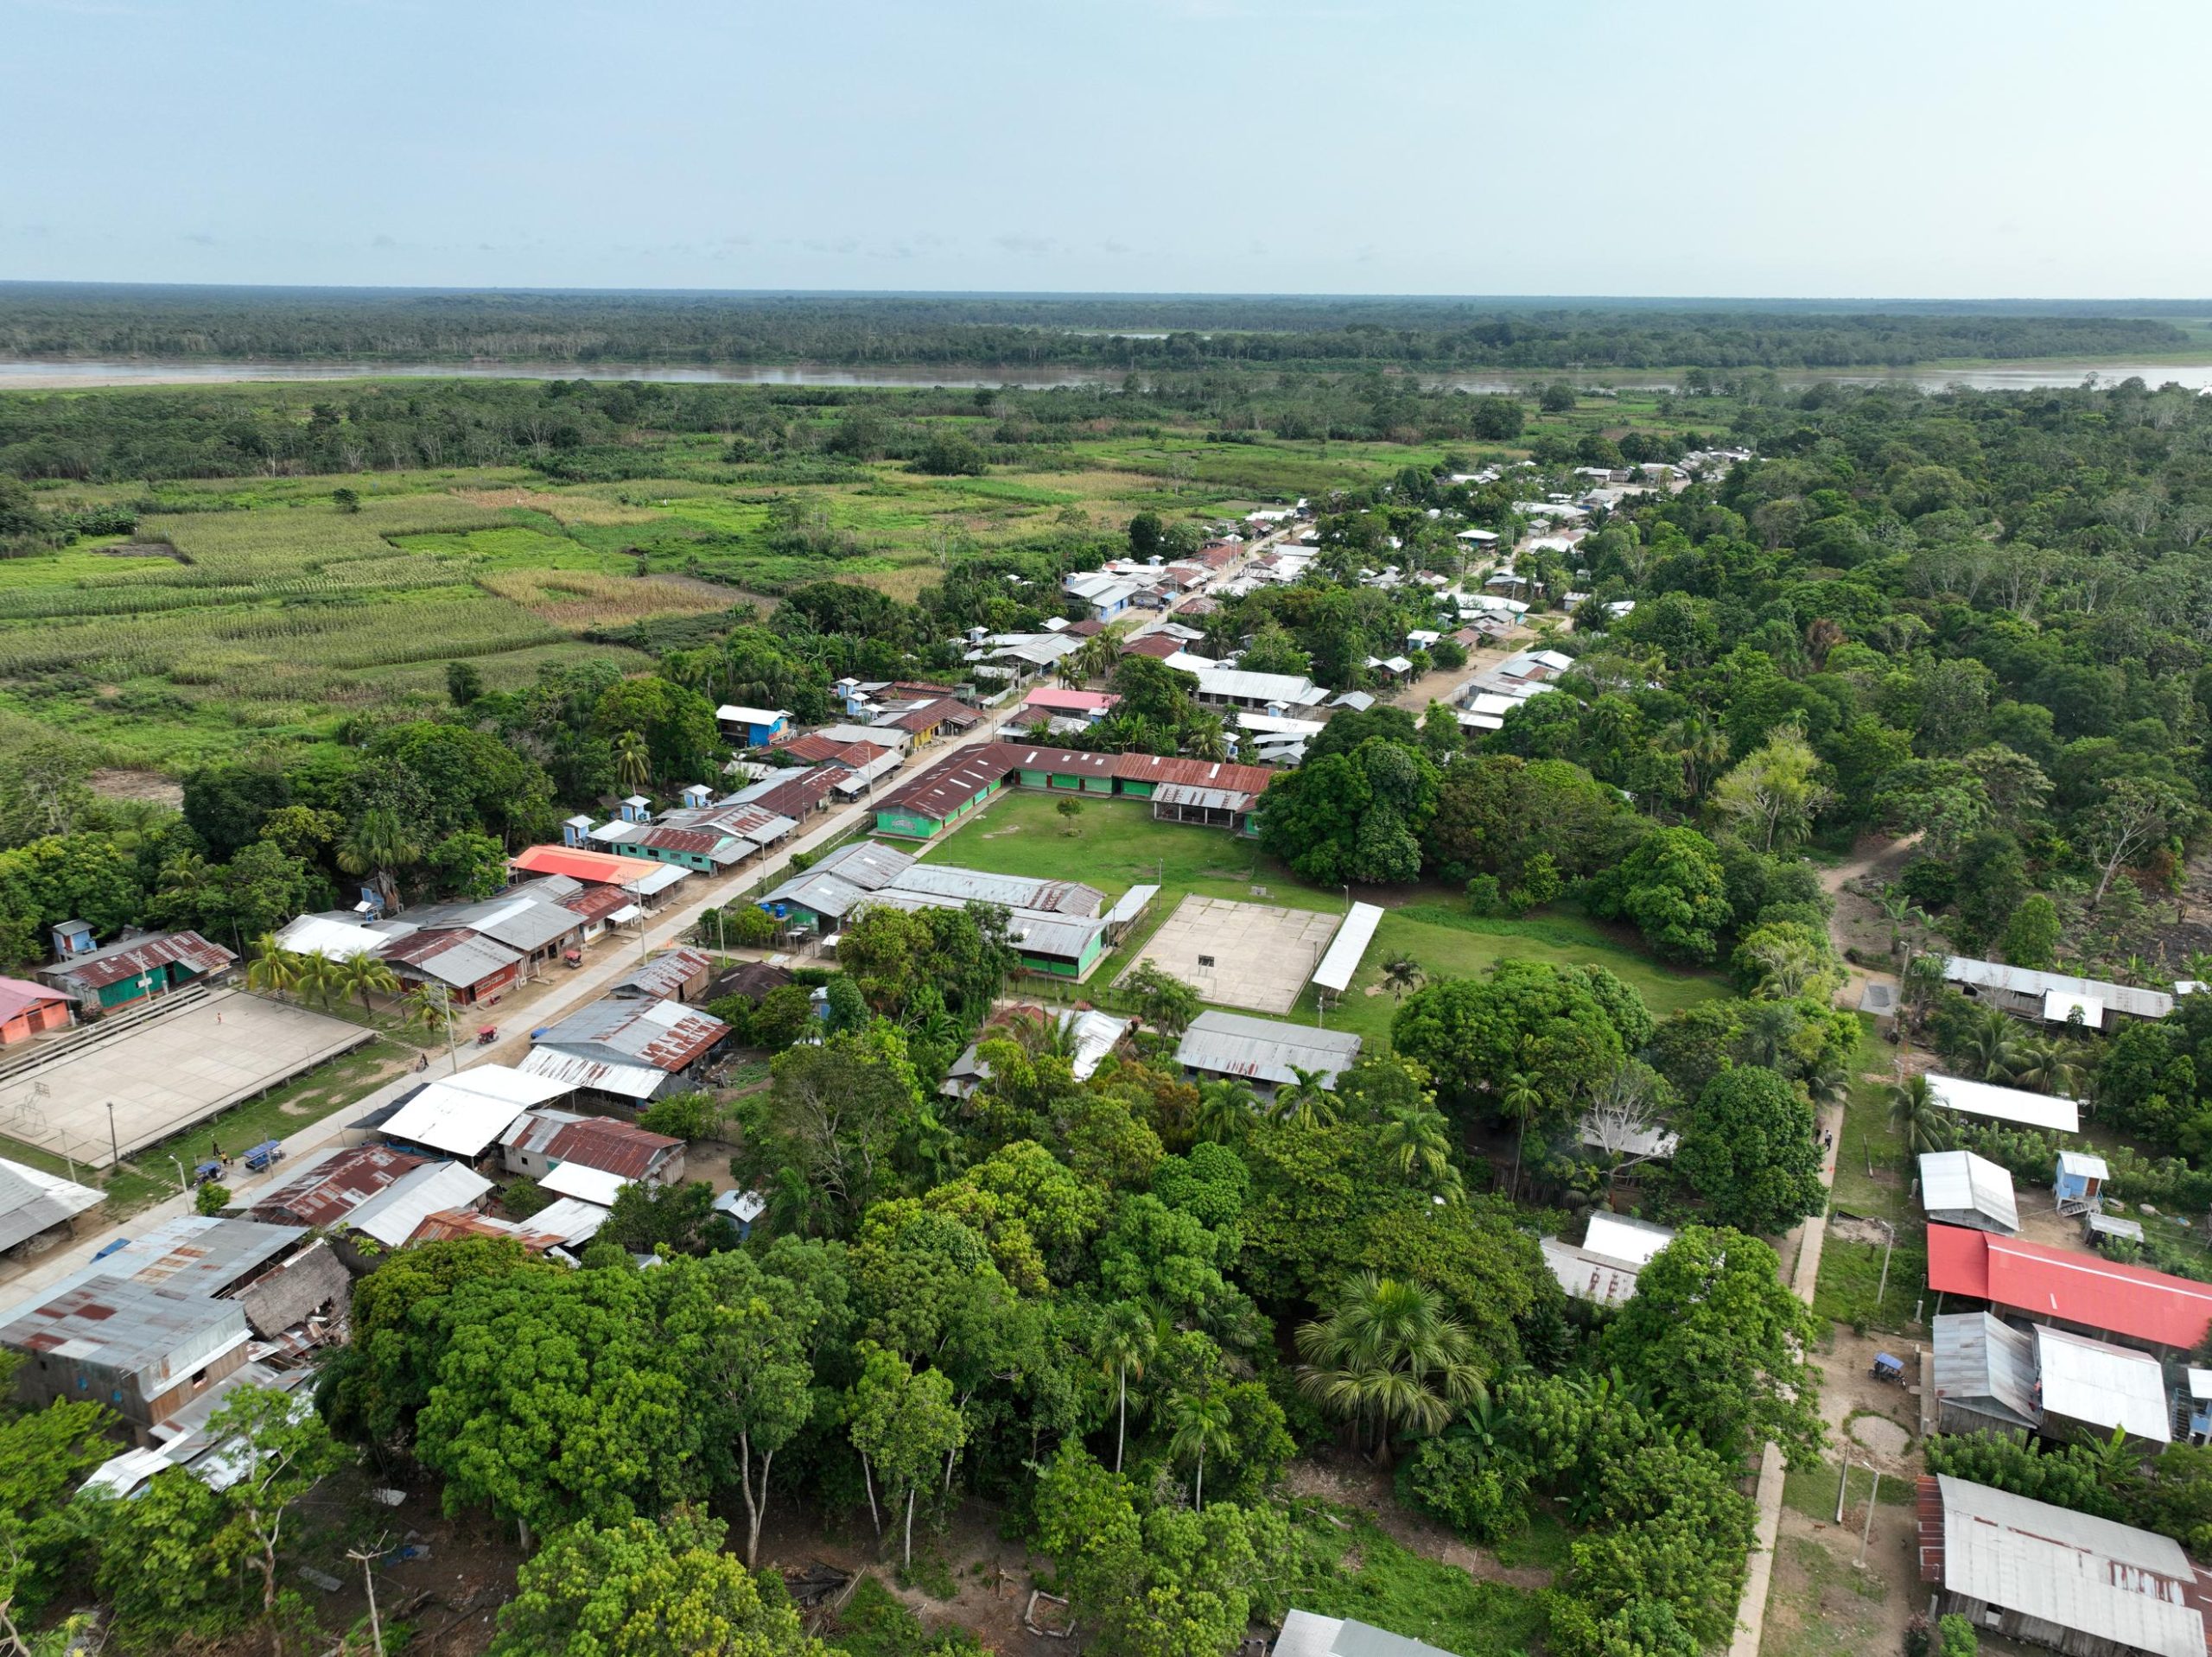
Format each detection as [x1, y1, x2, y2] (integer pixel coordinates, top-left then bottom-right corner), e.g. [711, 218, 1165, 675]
[3, 358, 2210, 393]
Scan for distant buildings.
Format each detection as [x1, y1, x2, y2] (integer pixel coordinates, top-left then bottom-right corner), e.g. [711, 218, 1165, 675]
[1173, 1011, 1361, 1095]
[869, 741, 1274, 841]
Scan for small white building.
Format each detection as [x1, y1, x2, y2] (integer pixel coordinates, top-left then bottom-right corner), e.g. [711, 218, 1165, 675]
[1540, 1212, 1675, 1308]
[1919, 1149, 2021, 1235]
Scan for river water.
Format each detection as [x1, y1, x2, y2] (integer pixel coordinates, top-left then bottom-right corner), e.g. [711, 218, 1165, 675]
[3, 358, 2210, 393]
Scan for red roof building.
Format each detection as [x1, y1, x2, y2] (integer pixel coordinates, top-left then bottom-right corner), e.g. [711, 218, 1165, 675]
[779, 734, 877, 767]
[0, 977, 71, 1045]
[246, 1145, 429, 1228]
[1121, 632, 1185, 660]
[1926, 1222, 2212, 1350]
[508, 845, 663, 886]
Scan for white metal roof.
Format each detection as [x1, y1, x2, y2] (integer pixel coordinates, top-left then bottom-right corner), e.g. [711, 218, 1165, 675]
[1918, 1150, 2021, 1232]
[1582, 1212, 1676, 1267]
[1541, 1236, 1648, 1307]
[0, 1157, 104, 1253]
[2057, 1150, 2110, 1180]
[272, 914, 387, 962]
[1925, 1072, 2080, 1134]
[715, 705, 791, 726]
[2190, 1367, 2212, 1402]
[1311, 903, 1383, 995]
[442, 1064, 576, 1108]
[1935, 1476, 2202, 1657]
[2032, 1325, 2172, 1444]
[632, 864, 691, 896]
[379, 1084, 530, 1159]
[531, 1197, 610, 1246]
[346, 1161, 494, 1248]
[1942, 955, 2172, 1021]
[515, 1046, 667, 1101]
[1193, 668, 1329, 706]
[540, 1161, 628, 1206]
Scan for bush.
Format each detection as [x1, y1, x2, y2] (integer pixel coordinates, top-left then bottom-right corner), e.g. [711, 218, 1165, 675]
[194, 1182, 230, 1216]
[639, 1090, 722, 1141]
[1398, 1431, 1533, 1543]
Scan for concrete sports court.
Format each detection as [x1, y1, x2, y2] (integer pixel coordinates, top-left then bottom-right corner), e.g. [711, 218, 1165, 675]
[0, 990, 373, 1170]
[1118, 894, 1343, 1016]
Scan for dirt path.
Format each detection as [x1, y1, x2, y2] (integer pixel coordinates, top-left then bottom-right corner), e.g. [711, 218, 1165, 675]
[1818, 834, 1921, 1013]
[1284, 1451, 1555, 1590]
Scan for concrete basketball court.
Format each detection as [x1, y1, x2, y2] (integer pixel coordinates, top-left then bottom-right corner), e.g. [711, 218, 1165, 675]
[0, 990, 374, 1169]
[1118, 894, 1342, 1015]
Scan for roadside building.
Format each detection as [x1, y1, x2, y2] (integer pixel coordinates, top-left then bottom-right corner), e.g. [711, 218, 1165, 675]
[240, 1143, 428, 1229]
[869, 742, 1274, 841]
[1191, 667, 1328, 714]
[609, 948, 714, 1004]
[0, 978, 72, 1045]
[1927, 1223, 2212, 1354]
[1013, 686, 1120, 727]
[714, 706, 791, 748]
[378, 1064, 575, 1162]
[39, 930, 234, 1014]
[342, 1161, 497, 1248]
[1919, 1150, 2021, 1234]
[872, 695, 979, 750]
[1173, 1011, 1361, 1095]
[405, 1209, 568, 1253]
[379, 929, 524, 1007]
[1541, 1212, 1675, 1308]
[0, 1158, 103, 1256]
[520, 996, 729, 1107]
[1925, 1072, 2081, 1134]
[2034, 1324, 2172, 1446]
[501, 1108, 685, 1187]
[1916, 1474, 2208, 1657]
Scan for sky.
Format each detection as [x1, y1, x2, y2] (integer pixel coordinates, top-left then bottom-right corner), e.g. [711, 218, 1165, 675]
[3, 0, 2208, 299]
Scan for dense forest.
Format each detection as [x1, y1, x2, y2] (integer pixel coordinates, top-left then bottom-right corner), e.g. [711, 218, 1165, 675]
[0, 284, 2196, 371]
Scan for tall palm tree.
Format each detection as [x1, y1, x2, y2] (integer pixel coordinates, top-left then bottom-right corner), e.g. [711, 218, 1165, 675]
[1381, 953, 1426, 1000]
[2009, 1033, 2083, 1100]
[337, 952, 399, 1019]
[1670, 710, 1729, 800]
[1377, 1101, 1461, 1201]
[1499, 1069, 1543, 1200]
[245, 934, 299, 1001]
[337, 806, 421, 912]
[1802, 1056, 1852, 1115]
[1888, 1074, 1953, 1154]
[290, 950, 342, 1012]
[1095, 1301, 1157, 1475]
[1181, 714, 1230, 763]
[1166, 1386, 1235, 1510]
[1194, 1079, 1257, 1145]
[614, 729, 652, 795]
[1270, 1066, 1339, 1130]
[1294, 1272, 1486, 1463]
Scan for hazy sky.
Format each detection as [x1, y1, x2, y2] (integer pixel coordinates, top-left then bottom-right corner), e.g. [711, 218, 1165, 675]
[3, 0, 2206, 297]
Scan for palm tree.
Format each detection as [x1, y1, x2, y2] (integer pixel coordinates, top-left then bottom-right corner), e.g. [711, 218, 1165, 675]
[1166, 1385, 1235, 1509]
[245, 934, 299, 1001]
[614, 729, 652, 794]
[1294, 1272, 1486, 1463]
[1961, 1008, 2020, 1083]
[1194, 1079, 1257, 1145]
[1270, 1066, 1339, 1130]
[1181, 714, 1230, 763]
[337, 806, 421, 911]
[1381, 953, 1426, 1000]
[1095, 1301, 1157, 1475]
[156, 848, 213, 914]
[1802, 1056, 1852, 1115]
[290, 950, 342, 1012]
[1669, 710, 1729, 800]
[1888, 1074, 1953, 1154]
[337, 952, 399, 1019]
[1377, 1102, 1461, 1200]
[2183, 952, 2212, 988]
[1499, 1069, 1543, 1200]
[2009, 1033, 2083, 1100]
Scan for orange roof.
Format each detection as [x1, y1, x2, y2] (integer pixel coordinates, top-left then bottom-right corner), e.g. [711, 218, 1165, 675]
[508, 845, 663, 886]
[1927, 1222, 2212, 1349]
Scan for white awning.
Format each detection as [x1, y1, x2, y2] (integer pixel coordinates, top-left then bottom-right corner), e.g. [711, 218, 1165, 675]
[1311, 903, 1384, 995]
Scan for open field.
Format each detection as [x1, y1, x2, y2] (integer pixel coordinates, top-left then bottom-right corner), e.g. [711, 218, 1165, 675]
[912, 793, 1726, 1041]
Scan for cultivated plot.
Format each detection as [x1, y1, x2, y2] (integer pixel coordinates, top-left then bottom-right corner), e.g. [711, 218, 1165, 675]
[0, 990, 373, 1169]
[1118, 894, 1342, 1016]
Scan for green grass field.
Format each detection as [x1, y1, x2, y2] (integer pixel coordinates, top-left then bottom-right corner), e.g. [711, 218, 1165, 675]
[912, 792, 1725, 1044]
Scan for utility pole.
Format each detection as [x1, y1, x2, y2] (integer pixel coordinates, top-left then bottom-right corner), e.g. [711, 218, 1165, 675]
[1874, 1218, 1897, 1317]
[1834, 1449, 1852, 1524]
[105, 1101, 119, 1171]
[1855, 1469, 1882, 1568]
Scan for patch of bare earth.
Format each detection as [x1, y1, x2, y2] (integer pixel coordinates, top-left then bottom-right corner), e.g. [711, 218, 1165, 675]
[1283, 1449, 1555, 1590]
[87, 768, 183, 808]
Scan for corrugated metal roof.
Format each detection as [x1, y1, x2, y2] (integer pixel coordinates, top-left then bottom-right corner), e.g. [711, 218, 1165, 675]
[379, 1084, 530, 1158]
[531, 995, 727, 1072]
[1942, 955, 2174, 1021]
[1174, 1011, 1361, 1089]
[380, 929, 523, 990]
[404, 890, 584, 955]
[1152, 783, 1258, 811]
[0, 1157, 104, 1253]
[858, 892, 1107, 962]
[809, 841, 917, 891]
[345, 1162, 494, 1248]
[442, 1064, 577, 1108]
[1933, 1476, 2202, 1657]
[1193, 668, 1328, 705]
[1103, 885, 1160, 930]
[2034, 1324, 2172, 1442]
[1, 1276, 246, 1387]
[506, 1109, 678, 1180]
[1928, 1224, 2212, 1349]
[1931, 1311, 2039, 1428]
[1926, 1072, 2081, 1134]
[531, 1197, 610, 1247]
[508, 845, 663, 886]
[405, 1209, 566, 1252]
[270, 915, 388, 962]
[894, 863, 1104, 916]
[48, 930, 233, 993]
[611, 949, 712, 1001]
[515, 1047, 669, 1101]
[2059, 1150, 2111, 1180]
[1583, 1212, 1676, 1267]
[1919, 1150, 2021, 1233]
[1312, 904, 1383, 995]
[247, 1144, 428, 1229]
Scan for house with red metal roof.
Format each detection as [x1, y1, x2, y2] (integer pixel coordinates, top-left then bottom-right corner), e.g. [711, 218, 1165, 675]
[242, 1144, 429, 1229]
[37, 930, 234, 1014]
[500, 1108, 685, 1186]
[1926, 1223, 2212, 1352]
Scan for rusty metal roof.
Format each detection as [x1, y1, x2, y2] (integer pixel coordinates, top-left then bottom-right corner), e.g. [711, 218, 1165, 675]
[405, 1209, 566, 1253]
[247, 1144, 429, 1228]
[531, 994, 728, 1073]
[47, 930, 234, 992]
[507, 1109, 680, 1180]
[611, 949, 712, 1001]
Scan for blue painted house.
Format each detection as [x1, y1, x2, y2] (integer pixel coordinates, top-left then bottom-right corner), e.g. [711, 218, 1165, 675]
[715, 705, 792, 748]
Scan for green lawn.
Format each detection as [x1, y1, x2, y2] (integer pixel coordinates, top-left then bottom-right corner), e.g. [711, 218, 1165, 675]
[1289, 1506, 1548, 1657]
[912, 792, 1726, 1045]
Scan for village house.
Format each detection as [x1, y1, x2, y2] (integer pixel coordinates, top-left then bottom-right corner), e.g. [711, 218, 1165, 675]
[1541, 1212, 1676, 1308]
[500, 1108, 686, 1197]
[1173, 1011, 1361, 1095]
[713, 705, 791, 748]
[519, 995, 730, 1108]
[1926, 1223, 2212, 1354]
[39, 930, 234, 1015]
[0, 977, 72, 1045]
[0, 1157, 103, 1257]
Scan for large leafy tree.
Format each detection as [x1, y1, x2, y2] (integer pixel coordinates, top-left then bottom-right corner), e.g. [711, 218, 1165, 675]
[1674, 1066, 1826, 1235]
[1391, 959, 1643, 1126]
[1586, 825, 1734, 962]
[845, 1343, 965, 1569]
[1257, 736, 1440, 886]
[490, 1508, 828, 1657]
[1601, 1225, 1826, 1468]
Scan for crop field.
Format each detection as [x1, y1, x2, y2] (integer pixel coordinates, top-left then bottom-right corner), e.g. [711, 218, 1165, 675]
[0, 392, 1510, 767]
